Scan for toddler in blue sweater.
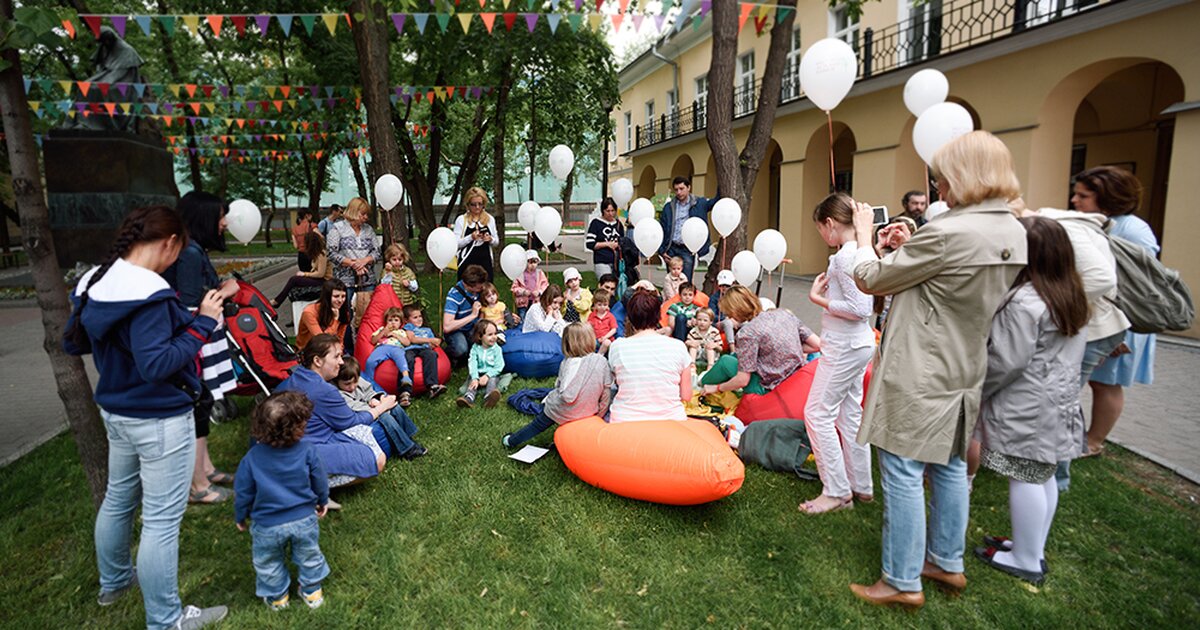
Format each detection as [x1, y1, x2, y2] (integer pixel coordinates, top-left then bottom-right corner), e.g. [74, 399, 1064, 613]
[235, 392, 331, 611]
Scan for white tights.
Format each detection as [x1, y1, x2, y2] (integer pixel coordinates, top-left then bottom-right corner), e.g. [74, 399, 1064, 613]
[992, 476, 1058, 572]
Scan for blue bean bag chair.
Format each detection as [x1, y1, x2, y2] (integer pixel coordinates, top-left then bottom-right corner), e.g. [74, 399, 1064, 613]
[502, 328, 563, 378]
[611, 300, 626, 338]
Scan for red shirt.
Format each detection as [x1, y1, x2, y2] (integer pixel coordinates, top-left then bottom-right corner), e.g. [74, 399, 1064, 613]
[588, 310, 617, 340]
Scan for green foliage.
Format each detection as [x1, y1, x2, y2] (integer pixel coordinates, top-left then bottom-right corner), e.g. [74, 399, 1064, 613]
[0, 7, 72, 71]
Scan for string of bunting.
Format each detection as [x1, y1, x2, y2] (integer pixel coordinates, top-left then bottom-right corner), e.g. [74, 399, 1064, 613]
[25, 106, 344, 130]
[14, 133, 424, 159]
[21, 77, 494, 102]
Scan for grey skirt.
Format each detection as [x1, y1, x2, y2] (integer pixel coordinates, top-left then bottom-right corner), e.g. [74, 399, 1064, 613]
[980, 448, 1057, 484]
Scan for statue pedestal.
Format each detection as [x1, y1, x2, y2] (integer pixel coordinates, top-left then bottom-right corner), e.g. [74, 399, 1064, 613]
[43, 130, 178, 268]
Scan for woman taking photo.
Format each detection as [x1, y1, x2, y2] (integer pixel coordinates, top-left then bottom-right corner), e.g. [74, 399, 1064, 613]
[297, 279, 350, 350]
[64, 205, 228, 630]
[847, 131, 1027, 609]
[700, 286, 820, 396]
[607, 288, 692, 423]
[453, 186, 499, 282]
[326, 197, 381, 333]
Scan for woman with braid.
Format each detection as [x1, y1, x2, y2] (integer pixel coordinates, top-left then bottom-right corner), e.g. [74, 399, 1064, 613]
[64, 206, 228, 630]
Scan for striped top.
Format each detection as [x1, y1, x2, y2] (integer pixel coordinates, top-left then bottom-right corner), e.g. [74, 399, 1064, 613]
[608, 332, 691, 422]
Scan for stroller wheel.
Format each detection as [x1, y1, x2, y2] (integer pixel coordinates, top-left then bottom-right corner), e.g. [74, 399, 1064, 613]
[223, 398, 241, 420]
[209, 400, 228, 425]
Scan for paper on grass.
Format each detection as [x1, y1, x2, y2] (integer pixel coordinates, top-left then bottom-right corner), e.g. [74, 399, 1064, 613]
[509, 445, 551, 464]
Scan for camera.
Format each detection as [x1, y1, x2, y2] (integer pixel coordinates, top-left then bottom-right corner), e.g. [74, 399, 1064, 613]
[871, 205, 889, 226]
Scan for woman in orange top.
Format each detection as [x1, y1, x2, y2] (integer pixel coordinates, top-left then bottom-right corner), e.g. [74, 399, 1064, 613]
[292, 209, 316, 272]
[297, 279, 349, 350]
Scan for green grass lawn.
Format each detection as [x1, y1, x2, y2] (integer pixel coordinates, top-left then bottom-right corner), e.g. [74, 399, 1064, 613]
[2, 267, 1198, 628]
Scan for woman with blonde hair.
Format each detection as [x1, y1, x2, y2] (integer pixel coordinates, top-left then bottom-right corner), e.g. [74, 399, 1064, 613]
[847, 131, 1027, 609]
[326, 197, 381, 340]
[454, 186, 499, 281]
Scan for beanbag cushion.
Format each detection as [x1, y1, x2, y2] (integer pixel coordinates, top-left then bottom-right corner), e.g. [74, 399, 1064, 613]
[501, 328, 563, 378]
[658, 290, 710, 328]
[556, 417, 745, 506]
[355, 285, 450, 394]
[736, 358, 873, 424]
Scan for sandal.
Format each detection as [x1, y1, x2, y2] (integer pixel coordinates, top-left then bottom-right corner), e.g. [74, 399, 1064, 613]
[399, 392, 412, 407]
[189, 486, 231, 505]
[798, 496, 853, 514]
[1079, 444, 1105, 458]
[206, 470, 235, 486]
[973, 546, 1045, 585]
[853, 493, 875, 504]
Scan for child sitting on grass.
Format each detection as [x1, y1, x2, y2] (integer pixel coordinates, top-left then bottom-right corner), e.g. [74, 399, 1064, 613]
[234, 391, 331, 611]
[478, 282, 518, 343]
[381, 243, 421, 308]
[457, 320, 507, 409]
[663, 282, 701, 340]
[587, 288, 618, 354]
[365, 307, 413, 406]
[561, 267, 593, 323]
[503, 322, 613, 448]
[686, 308, 722, 368]
[336, 356, 427, 460]
[401, 305, 447, 399]
[662, 256, 687, 300]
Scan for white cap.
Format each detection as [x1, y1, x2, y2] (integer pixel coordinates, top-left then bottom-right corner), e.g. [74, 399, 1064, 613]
[717, 270, 735, 286]
[563, 267, 582, 283]
[525, 249, 541, 261]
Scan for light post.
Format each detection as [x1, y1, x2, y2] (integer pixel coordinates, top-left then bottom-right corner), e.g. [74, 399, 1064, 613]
[600, 93, 615, 200]
[524, 136, 535, 202]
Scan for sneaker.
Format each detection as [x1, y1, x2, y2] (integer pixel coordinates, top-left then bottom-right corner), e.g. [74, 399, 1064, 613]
[456, 392, 475, 408]
[263, 592, 289, 610]
[298, 584, 325, 609]
[502, 434, 513, 448]
[402, 443, 429, 460]
[484, 389, 501, 408]
[97, 572, 138, 606]
[177, 604, 228, 630]
[324, 498, 342, 511]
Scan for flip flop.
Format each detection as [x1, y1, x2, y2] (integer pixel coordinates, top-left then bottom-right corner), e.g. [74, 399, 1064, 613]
[207, 471, 235, 486]
[798, 496, 853, 514]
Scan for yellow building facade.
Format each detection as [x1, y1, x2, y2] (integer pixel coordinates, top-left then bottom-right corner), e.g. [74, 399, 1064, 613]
[608, 0, 1200, 337]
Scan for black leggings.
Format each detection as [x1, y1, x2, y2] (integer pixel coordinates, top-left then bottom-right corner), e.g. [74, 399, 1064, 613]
[272, 275, 324, 305]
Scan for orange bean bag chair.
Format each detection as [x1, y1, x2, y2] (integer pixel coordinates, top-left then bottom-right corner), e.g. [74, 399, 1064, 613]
[658, 290, 710, 328]
[735, 358, 873, 425]
[355, 285, 450, 394]
[556, 416, 745, 506]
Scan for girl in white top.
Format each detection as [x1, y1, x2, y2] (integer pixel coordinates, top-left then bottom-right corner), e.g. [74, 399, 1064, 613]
[608, 288, 692, 422]
[800, 194, 877, 514]
[521, 285, 567, 336]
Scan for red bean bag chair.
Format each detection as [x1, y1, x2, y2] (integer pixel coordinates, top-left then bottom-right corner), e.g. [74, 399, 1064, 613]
[556, 416, 744, 506]
[355, 285, 450, 394]
[735, 358, 873, 424]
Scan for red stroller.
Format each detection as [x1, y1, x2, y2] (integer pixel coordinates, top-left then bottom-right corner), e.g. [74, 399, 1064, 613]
[209, 276, 299, 422]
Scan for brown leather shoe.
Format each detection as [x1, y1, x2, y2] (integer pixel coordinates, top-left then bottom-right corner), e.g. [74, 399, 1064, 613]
[849, 581, 925, 609]
[921, 562, 967, 593]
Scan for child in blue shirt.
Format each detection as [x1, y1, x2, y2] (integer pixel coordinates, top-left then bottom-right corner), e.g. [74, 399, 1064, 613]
[402, 305, 447, 398]
[235, 392, 331, 611]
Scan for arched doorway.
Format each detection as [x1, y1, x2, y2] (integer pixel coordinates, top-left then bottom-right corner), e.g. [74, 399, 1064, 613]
[636, 164, 657, 200]
[670, 154, 695, 184]
[1071, 62, 1183, 240]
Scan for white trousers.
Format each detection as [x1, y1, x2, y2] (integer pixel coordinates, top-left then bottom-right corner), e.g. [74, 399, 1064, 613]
[803, 330, 874, 498]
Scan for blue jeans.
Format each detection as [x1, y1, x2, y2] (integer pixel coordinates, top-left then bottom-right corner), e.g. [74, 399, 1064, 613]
[446, 330, 470, 364]
[250, 514, 330, 599]
[1056, 331, 1126, 491]
[95, 410, 196, 630]
[363, 345, 412, 393]
[508, 410, 556, 447]
[670, 314, 689, 341]
[878, 448, 968, 592]
[665, 243, 696, 283]
[370, 407, 419, 457]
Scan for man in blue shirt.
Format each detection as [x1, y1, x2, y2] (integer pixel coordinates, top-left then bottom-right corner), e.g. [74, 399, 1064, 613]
[316, 204, 343, 237]
[658, 176, 716, 282]
[442, 264, 486, 365]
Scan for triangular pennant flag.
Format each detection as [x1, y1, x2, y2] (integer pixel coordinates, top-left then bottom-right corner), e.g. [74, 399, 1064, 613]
[619, 0, 632, 11]
[479, 0, 487, 7]
[567, 14, 583, 32]
[181, 15, 200, 36]
[78, 81, 91, 97]
[610, 13, 624, 32]
[189, 102, 201, 115]
[413, 14, 429, 34]
[631, 14, 644, 33]
[434, 86, 447, 101]
[324, 86, 335, 97]
[446, 86, 457, 99]
[426, 91, 435, 105]
[322, 13, 339, 35]
[278, 15, 294, 36]
[185, 84, 197, 98]
[524, 13, 539, 33]
[115, 83, 128, 97]
[163, 116, 174, 127]
[28, 101, 40, 113]
[169, 83, 181, 97]
[401, 93, 412, 105]
[62, 19, 76, 39]
[206, 15, 223, 37]
[265, 85, 276, 98]
[104, 103, 117, 116]
[110, 15, 126, 38]
[39, 79, 53, 93]
[480, 13, 496, 33]
[502, 13, 517, 32]
[526, 0, 537, 9]
[700, 0, 713, 17]
[391, 14, 406, 35]
[237, 119, 246, 129]
[588, 14, 602, 32]
[98, 82, 110, 98]
[776, 6, 794, 21]
[575, 0, 583, 9]
[273, 100, 283, 112]
[159, 15, 176, 37]
[299, 15, 317, 36]
[435, 13, 450, 33]
[654, 14, 667, 32]
[146, 102, 158, 114]
[254, 15, 270, 35]
[737, 3, 754, 33]
[754, 6, 769, 35]
[231, 15, 247, 36]
[135, 16, 152, 36]
[83, 15, 102, 38]
[280, 85, 291, 98]
[457, 13, 472, 33]
[204, 102, 216, 113]
[22, 78, 31, 94]
[547, 14, 561, 34]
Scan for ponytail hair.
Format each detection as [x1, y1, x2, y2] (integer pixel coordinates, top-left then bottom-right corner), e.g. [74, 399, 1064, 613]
[177, 191, 228, 252]
[64, 205, 189, 350]
[317, 278, 350, 330]
[1015, 216, 1089, 337]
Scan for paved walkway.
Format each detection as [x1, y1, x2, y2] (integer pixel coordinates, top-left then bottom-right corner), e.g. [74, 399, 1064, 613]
[3, 243, 1199, 483]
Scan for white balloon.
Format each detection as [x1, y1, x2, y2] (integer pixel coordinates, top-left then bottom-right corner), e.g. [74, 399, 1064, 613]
[548, 144, 575, 180]
[681, 217, 709, 254]
[534, 206, 562, 246]
[903, 69, 949, 117]
[711, 198, 741, 238]
[226, 199, 261, 245]
[632, 218, 664, 258]
[373, 174, 403, 211]
[730, 250, 761, 287]
[610, 177, 634, 208]
[628, 197, 655, 227]
[518, 200, 540, 232]
[799, 38, 858, 112]
[752, 229, 788, 272]
[500, 243, 527, 281]
[426, 227, 457, 270]
[913, 101, 974, 165]
[759, 297, 776, 311]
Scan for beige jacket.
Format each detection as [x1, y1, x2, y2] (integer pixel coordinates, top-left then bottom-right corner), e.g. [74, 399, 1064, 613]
[853, 200, 1027, 464]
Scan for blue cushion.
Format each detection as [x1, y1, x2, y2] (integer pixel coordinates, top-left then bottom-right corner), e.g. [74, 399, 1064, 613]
[611, 301, 627, 338]
[501, 328, 564, 378]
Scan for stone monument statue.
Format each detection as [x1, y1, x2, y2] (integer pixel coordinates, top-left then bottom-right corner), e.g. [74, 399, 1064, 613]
[65, 26, 145, 132]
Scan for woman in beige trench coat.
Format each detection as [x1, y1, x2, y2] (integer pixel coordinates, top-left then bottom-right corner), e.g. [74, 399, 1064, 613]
[847, 132, 1028, 609]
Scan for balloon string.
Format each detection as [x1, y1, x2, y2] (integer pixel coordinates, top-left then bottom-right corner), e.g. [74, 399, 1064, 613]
[924, 164, 931, 206]
[827, 110, 836, 190]
[438, 271, 444, 335]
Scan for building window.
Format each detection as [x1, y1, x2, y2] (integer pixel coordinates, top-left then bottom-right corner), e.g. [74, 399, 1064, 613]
[1021, 0, 1099, 28]
[782, 27, 802, 101]
[665, 89, 678, 136]
[899, 0, 942, 65]
[829, 4, 859, 52]
[645, 100, 656, 143]
[624, 111, 632, 152]
[737, 51, 755, 116]
[694, 74, 708, 129]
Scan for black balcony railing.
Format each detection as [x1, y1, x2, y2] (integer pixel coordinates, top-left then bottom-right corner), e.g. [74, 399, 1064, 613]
[632, 0, 1119, 152]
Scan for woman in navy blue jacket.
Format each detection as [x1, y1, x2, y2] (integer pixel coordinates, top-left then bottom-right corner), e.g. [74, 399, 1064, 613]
[64, 205, 228, 630]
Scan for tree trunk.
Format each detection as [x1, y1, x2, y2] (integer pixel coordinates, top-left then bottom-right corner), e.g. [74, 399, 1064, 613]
[0, 8, 109, 509]
[349, 153, 368, 200]
[351, 0, 408, 246]
[155, 0, 202, 190]
[562, 167, 575, 224]
[440, 102, 490, 227]
[703, 0, 796, 293]
[492, 61, 513, 268]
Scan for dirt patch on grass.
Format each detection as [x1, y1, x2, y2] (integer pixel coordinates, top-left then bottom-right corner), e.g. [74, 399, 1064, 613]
[1106, 444, 1200, 511]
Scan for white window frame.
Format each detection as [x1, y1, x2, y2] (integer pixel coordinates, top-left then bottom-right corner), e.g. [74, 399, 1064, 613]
[694, 74, 708, 127]
[624, 111, 632, 152]
[828, 4, 860, 51]
[737, 51, 756, 114]
[783, 27, 802, 100]
[645, 100, 656, 143]
[1022, 0, 1096, 27]
[898, 1, 935, 65]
